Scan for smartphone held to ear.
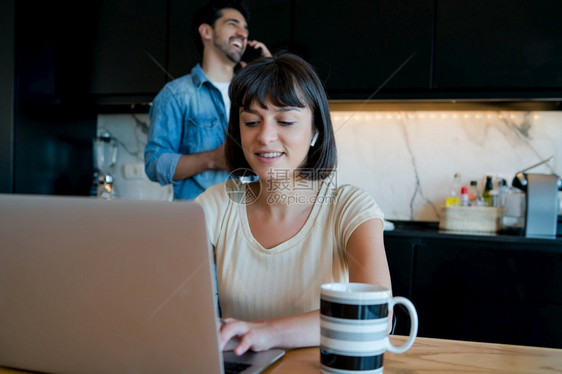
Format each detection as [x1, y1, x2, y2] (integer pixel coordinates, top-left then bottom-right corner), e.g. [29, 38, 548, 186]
[241, 46, 263, 63]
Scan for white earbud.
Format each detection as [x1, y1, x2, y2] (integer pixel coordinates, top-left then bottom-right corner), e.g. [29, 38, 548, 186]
[310, 130, 319, 147]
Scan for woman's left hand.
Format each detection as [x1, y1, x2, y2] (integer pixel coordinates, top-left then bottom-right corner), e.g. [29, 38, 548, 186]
[220, 318, 274, 355]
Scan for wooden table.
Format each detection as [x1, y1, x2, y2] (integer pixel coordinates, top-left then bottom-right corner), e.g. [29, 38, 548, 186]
[1, 336, 560, 373]
[263, 336, 562, 374]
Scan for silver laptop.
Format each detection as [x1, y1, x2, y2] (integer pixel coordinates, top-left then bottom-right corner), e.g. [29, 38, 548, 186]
[0, 194, 284, 374]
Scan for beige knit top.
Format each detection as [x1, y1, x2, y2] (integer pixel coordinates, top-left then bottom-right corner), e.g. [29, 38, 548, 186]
[195, 178, 384, 321]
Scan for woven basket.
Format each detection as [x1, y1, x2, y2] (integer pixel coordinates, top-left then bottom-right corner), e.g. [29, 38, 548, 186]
[439, 206, 502, 233]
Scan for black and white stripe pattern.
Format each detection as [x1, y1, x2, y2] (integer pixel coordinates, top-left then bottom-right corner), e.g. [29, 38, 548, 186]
[320, 315, 389, 356]
[321, 350, 384, 373]
[321, 299, 388, 320]
[320, 283, 397, 373]
[320, 295, 390, 373]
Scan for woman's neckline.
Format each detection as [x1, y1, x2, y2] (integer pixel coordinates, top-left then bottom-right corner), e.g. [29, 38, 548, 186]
[238, 179, 329, 252]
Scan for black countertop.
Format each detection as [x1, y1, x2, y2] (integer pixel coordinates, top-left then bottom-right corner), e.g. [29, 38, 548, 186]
[385, 220, 562, 248]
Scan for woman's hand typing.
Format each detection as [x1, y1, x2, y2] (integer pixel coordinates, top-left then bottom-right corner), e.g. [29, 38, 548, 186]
[220, 311, 320, 356]
[220, 318, 274, 355]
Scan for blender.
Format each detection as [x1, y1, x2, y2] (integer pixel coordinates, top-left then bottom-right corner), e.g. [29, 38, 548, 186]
[93, 130, 118, 199]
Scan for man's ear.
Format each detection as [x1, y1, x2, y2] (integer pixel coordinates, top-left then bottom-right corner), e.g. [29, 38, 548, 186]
[198, 23, 213, 42]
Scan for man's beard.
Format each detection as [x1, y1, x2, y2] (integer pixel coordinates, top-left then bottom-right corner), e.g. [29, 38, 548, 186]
[214, 36, 243, 64]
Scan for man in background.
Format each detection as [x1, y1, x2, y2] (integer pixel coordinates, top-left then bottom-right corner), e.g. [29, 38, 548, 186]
[145, 0, 270, 200]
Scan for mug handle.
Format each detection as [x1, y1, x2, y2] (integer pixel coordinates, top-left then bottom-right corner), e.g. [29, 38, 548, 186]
[386, 296, 418, 354]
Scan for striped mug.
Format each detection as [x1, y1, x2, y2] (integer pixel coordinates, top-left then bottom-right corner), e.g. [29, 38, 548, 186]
[320, 283, 418, 373]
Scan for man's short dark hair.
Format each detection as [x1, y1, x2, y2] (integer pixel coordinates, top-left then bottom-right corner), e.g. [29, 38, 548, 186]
[225, 53, 338, 181]
[191, 0, 249, 56]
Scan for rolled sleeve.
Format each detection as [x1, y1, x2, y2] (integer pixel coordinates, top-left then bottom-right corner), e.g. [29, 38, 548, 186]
[144, 86, 184, 185]
[153, 152, 182, 185]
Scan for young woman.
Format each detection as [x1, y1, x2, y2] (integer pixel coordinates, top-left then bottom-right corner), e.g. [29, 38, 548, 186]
[195, 53, 392, 355]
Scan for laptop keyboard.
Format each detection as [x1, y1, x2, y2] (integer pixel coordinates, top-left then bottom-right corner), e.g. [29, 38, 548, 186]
[223, 361, 251, 374]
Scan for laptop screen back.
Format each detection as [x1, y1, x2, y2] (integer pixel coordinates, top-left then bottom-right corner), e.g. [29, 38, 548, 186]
[0, 194, 223, 374]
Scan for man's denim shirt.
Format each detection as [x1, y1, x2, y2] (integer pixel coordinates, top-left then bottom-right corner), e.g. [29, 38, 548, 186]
[145, 64, 230, 200]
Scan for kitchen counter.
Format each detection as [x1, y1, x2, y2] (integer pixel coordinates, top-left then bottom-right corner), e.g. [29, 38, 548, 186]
[385, 220, 562, 251]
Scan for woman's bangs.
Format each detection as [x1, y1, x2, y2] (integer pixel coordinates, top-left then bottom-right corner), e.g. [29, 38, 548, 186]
[240, 72, 308, 109]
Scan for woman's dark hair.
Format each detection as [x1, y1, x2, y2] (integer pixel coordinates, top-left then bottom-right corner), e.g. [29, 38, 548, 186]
[225, 53, 337, 180]
[191, 0, 249, 56]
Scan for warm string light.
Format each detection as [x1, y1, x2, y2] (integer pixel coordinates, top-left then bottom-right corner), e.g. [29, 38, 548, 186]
[331, 111, 540, 123]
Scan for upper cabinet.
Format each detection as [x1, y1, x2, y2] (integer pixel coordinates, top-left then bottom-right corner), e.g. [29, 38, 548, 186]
[292, 0, 434, 100]
[16, 0, 168, 107]
[433, 0, 562, 99]
[16, 1, 99, 107]
[16, 0, 562, 107]
[89, 0, 168, 100]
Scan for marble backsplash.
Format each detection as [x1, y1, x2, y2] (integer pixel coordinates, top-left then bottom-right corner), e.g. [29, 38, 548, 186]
[97, 109, 562, 222]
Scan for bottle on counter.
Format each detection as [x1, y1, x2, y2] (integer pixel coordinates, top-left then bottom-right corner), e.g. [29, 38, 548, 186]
[482, 175, 494, 207]
[468, 180, 480, 205]
[445, 172, 462, 207]
[490, 189, 499, 207]
[498, 178, 509, 207]
[460, 186, 470, 206]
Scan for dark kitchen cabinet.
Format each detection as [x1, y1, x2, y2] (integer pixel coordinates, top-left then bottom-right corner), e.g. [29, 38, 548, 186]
[15, 0, 167, 105]
[16, 1, 99, 106]
[293, 0, 434, 100]
[14, 1, 96, 195]
[384, 224, 562, 348]
[384, 236, 416, 335]
[89, 0, 168, 100]
[433, 0, 562, 98]
[98, 0, 435, 102]
[99, 0, 562, 101]
[0, 0, 14, 193]
[26, 0, 562, 105]
[412, 237, 562, 348]
[20, 0, 562, 106]
[13, 110, 96, 196]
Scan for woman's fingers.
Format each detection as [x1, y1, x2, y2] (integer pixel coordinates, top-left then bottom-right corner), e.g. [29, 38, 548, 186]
[219, 319, 247, 351]
[220, 319, 274, 355]
[234, 333, 254, 356]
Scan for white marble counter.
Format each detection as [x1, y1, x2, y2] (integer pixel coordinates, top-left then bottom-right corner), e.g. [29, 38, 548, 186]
[98, 110, 562, 221]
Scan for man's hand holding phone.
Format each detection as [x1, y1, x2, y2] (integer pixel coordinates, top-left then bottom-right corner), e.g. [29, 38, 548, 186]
[240, 40, 272, 68]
